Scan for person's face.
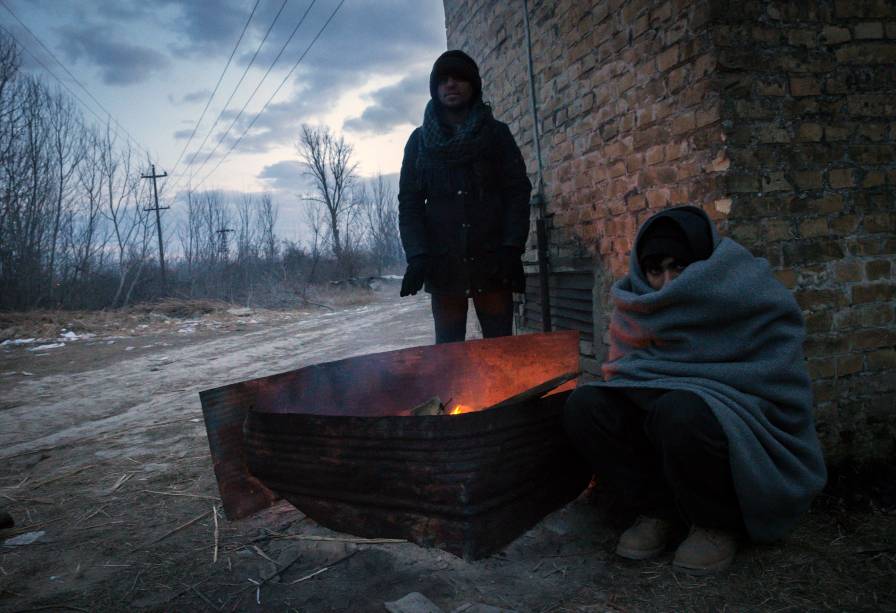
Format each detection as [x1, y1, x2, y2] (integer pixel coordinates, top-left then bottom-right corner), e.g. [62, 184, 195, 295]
[644, 256, 688, 290]
[437, 75, 474, 109]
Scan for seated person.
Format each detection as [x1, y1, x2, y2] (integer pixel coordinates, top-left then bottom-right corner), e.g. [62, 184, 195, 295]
[563, 205, 827, 574]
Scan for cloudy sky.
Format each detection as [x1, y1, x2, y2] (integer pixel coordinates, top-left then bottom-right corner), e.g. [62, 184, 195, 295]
[1, 0, 446, 239]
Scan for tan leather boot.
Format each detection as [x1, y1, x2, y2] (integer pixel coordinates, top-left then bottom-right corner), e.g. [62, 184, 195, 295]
[673, 526, 738, 574]
[615, 515, 676, 560]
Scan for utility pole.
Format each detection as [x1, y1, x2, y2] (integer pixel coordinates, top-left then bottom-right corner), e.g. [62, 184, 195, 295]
[142, 164, 169, 296]
[216, 227, 234, 261]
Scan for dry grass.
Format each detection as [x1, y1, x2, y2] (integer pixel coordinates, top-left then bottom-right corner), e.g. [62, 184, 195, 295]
[0, 289, 378, 343]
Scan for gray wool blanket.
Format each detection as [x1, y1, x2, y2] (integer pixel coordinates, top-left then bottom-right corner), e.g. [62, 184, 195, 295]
[589, 234, 827, 542]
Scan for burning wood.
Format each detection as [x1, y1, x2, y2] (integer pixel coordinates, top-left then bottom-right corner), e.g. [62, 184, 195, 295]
[408, 397, 447, 416]
[406, 371, 578, 417]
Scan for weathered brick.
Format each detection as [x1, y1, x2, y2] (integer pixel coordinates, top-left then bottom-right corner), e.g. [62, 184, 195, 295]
[761, 172, 790, 193]
[864, 213, 895, 233]
[645, 145, 664, 165]
[783, 239, 845, 266]
[797, 123, 823, 141]
[852, 283, 896, 304]
[825, 124, 852, 141]
[862, 170, 886, 187]
[836, 42, 896, 64]
[857, 123, 888, 141]
[790, 76, 821, 97]
[830, 214, 860, 235]
[808, 358, 836, 379]
[775, 268, 798, 288]
[645, 188, 670, 208]
[794, 171, 824, 190]
[805, 310, 833, 334]
[851, 329, 896, 350]
[867, 348, 896, 371]
[657, 45, 679, 71]
[756, 79, 787, 96]
[821, 25, 851, 45]
[866, 259, 892, 280]
[727, 175, 760, 192]
[828, 168, 856, 188]
[806, 333, 852, 357]
[854, 22, 885, 39]
[670, 111, 696, 135]
[836, 353, 865, 377]
[834, 304, 896, 329]
[796, 288, 848, 310]
[834, 259, 863, 282]
[758, 125, 791, 143]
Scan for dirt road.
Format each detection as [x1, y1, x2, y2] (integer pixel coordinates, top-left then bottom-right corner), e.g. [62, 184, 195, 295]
[0, 290, 893, 612]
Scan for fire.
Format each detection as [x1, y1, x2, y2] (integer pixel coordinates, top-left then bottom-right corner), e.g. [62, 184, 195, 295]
[449, 404, 473, 415]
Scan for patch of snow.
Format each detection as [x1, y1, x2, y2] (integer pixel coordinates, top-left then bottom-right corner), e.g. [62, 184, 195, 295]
[125, 346, 135, 351]
[60, 331, 95, 341]
[1, 338, 36, 346]
[4, 531, 45, 546]
[27, 342, 65, 352]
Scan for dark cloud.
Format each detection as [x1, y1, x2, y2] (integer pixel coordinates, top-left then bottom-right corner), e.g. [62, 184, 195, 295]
[160, 0, 444, 153]
[343, 72, 429, 134]
[56, 24, 171, 85]
[160, 0, 254, 57]
[257, 160, 313, 194]
[171, 89, 212, 105]
[173, 128, 192, 140]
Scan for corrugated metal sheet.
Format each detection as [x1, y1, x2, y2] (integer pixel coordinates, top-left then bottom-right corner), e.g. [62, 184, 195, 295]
[200, 331, 591, 560]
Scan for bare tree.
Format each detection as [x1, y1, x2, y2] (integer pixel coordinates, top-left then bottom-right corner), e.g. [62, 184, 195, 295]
[99, 125, 151, 307]
[257, 192, 278, 263]
[360, 174, 402, 276]
[296, 124, 359, 276]
[45, 89, 84, 304]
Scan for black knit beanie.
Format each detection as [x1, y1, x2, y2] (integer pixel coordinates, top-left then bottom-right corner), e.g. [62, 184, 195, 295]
[637, 206, 714, 270]
[429, 50, 482, 104]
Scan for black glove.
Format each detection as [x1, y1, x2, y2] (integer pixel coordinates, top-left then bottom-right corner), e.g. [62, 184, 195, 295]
[400, 256, 428, 297]
[499, 247, 525, 291]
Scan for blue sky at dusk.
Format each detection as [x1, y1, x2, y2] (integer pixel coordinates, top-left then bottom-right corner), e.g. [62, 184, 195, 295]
[0, 0, 446, 239]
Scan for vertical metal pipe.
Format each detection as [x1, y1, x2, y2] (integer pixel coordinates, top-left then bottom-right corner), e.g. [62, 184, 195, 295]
[523, 0, 551, 332]
[523, 0, 544, 191]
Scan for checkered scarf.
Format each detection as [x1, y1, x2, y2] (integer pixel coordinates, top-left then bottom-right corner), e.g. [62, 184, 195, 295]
[418, 99, 494, 167]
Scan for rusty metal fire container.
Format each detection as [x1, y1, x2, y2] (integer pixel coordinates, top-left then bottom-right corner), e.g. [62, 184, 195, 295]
[199, 331, 591, 560]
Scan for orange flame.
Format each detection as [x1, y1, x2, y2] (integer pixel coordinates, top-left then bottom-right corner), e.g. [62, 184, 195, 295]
[449, 404, 472, 415]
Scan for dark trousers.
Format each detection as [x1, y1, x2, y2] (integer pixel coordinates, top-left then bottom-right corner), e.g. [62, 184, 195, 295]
[431, 291, 514, 344]
[563, 386, 744, 532]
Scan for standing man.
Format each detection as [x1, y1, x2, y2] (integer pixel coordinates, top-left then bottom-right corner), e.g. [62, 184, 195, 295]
[398, 50, 532, 343]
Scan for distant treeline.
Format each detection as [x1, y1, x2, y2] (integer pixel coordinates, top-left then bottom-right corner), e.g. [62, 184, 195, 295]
[0, 34, 403, 311]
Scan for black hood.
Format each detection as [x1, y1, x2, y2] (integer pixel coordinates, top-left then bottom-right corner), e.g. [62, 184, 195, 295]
[635, 206, 715, 269]
[429, 50, 482, 105]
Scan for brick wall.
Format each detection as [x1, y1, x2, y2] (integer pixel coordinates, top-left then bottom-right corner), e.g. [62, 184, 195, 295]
[712, 0, 896, 461]
[443, 0, 896, 462]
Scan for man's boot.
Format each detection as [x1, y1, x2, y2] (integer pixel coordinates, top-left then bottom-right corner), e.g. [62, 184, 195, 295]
[673, 526, 738, 574]
[615, 515, 676, 560]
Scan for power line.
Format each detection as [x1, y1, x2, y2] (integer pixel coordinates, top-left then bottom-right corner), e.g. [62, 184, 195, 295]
[192, 0, 345, 193]
[167, 0, 261, 181]
[177, 0, 318, 192]
[170, 0, 289, 191]
[0, 0, 153, 161]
